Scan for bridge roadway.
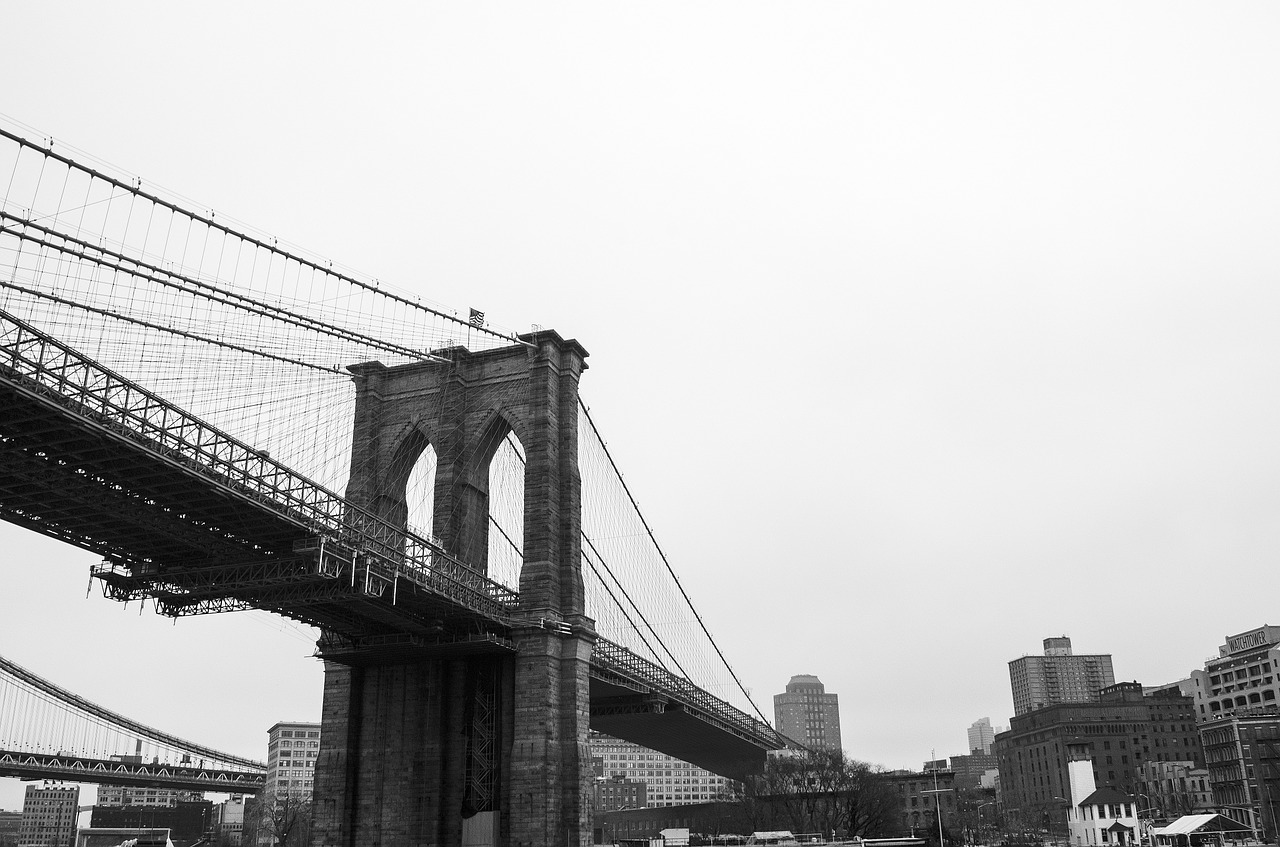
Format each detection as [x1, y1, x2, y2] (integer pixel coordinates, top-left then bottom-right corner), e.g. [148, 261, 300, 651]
[0, 309, 785, 778]
[0, 750, 266, 793]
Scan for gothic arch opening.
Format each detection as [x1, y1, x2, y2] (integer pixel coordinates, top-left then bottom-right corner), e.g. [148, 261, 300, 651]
[484, 425, 526, 593]
[373, 425, 436, 545]
[447, 414, 526, 591]
[404, 441, 438, 544]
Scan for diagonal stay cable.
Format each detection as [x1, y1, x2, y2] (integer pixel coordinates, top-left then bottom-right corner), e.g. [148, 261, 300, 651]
[579, 543, 666, 671]
[487, 515, 522, 562]
[580, 532, 692, 680]
[578, 398, 770, 724]
[497, 433, 691, 679]
[487, 509, 665, 667]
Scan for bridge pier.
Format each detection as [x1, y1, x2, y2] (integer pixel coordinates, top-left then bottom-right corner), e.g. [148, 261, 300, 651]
[310, 331, 594, 847]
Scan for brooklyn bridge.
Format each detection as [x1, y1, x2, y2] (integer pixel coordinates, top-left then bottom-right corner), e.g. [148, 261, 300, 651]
[0, 123, 791, 845]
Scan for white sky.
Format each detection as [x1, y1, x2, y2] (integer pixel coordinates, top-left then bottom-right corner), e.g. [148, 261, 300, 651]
[4, 1, 1280, 812]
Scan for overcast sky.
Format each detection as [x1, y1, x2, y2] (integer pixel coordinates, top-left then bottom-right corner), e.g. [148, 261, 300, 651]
[4, 1, 1280, 812]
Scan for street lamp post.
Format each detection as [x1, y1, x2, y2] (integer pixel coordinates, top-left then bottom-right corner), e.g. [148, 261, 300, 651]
[977, 802, 996, 846]
[1134, 795, 1160, 847]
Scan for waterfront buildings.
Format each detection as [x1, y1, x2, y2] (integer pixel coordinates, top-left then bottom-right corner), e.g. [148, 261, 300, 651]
[265, 721, 320, 798]
[884, 769, 957, 837]
[588, 732, 733, 807]
[773, 674, 842, 751]
[1009, 636, 1116, 716]
[18, 783, 78, 847]
[994, 682, 1202, 829]
[0, 810, 21, 847]
[89, 800, 211, 847]
[593, 776, 648, 813]
[96, 786, 203, 807]
[1188, 625, 1280, 722]
[1064, 743, 1140, 847]
[1135, 760, 1213, 819]
[1197, 711, 1280, 841]
[214, 796, 246, 846]
[947, 751, 999, 790]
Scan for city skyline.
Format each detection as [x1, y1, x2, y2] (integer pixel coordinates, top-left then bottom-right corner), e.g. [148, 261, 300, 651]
[4, 0, 1280, 814]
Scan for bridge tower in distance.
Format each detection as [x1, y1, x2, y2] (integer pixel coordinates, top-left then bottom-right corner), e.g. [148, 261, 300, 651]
[310, 330, 594, 847]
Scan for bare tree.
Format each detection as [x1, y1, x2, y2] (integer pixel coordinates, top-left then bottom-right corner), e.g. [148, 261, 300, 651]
[242, 793, 312, 847]
[743, 750, 902, 839]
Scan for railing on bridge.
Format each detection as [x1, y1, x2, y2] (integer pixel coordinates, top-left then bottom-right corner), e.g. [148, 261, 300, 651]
[0, 307, 518, 622]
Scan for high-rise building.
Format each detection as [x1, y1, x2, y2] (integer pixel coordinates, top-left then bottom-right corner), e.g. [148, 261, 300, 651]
[967, 717, 995, 755]
[1008, 636, 1115, 716]
[772, 674, 842, 751]
[18, 783, 79, 847]
[588, 732, 733, 807]
[254, 722, 320, 846]
[265, 721, 320, 798]
[1187, 625, 1280, 722]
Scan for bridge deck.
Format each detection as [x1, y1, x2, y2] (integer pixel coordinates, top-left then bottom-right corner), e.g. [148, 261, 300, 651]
[0, 750, 265, 793]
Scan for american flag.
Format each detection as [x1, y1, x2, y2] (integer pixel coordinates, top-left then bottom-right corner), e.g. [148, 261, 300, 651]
[468, 308, 485, 327]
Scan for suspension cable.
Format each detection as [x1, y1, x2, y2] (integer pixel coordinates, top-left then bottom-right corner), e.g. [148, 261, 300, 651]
[0, 125, 530, 349]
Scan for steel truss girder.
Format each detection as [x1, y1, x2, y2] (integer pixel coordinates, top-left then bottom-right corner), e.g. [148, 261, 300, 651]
[95, 557, 321, 597]
[1, 438, 254, 562]
[0, 310, 519, 626]
[0, 750, 264, 792]
[314, 632, 516, 666]
[589, 694, 671, 718]
[93, 553, 505, 642]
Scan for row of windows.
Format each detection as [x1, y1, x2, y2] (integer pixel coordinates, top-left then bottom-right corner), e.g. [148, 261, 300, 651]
[1210, 663, 1273, 685]
[276, 756, 317, 767]
[275, 778, 313, 788]
[1208, 689, 1277, 711]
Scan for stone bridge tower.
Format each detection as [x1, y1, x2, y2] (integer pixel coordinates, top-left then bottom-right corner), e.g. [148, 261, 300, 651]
[310, 330, 594, 847]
